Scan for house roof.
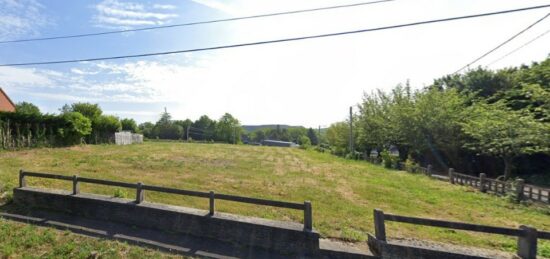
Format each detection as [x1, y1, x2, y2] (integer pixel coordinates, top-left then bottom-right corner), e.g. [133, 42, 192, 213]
[0, 87, 16, 111]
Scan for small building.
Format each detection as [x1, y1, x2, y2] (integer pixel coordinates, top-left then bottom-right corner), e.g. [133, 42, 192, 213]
[261, 139, 298, 147]
[0, 88, 16, 112]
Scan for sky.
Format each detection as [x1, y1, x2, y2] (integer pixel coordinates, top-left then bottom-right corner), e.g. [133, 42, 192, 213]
[0, 0, 549, 128]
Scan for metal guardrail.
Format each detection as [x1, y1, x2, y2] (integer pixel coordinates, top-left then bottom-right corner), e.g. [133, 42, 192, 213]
[373, 209, 550, 259]
[18, 170, 313, 231]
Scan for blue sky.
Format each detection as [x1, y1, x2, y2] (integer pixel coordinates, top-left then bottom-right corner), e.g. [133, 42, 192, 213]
[1, 0, 550, 127]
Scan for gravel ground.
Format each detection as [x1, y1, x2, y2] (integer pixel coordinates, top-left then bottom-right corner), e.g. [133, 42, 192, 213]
[389, 237, 519, 259]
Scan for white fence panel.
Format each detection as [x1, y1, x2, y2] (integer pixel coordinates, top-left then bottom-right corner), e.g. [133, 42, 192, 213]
[115, 132, 143, 145]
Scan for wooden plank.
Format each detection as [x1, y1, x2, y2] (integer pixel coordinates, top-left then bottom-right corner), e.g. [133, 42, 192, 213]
[539, 231, 550, 240]
[383, 213, 522, 236]
[214, 193, 304, 210]
[78, 177, 137, 189]
[142, 185, 210, 198]
[22, 171, 73, 181]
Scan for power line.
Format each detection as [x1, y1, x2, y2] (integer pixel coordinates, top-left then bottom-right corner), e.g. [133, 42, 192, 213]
[0, 0, 394, 44]
[488, 28, 550, 66]
[2, 4, 550, 67]
[453, 12, 550, 74]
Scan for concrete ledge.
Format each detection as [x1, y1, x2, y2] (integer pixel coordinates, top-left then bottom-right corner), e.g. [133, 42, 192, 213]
[14, 187, 320, 255]
[367, 234, 491, 259]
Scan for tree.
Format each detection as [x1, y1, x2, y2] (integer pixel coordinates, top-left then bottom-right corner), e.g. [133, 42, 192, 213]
[251, 129, 266, 142]
[299, 135, 311, 148]
[61, 112, 92, 144]
[154, 110, 183, 140]
[62, 103, 102, 120]
[92, 115, 121, 143]
[15, 102, 41, 116]
[307, 128, 318, 145]
[192, 115, 216, 140]
[216, 113, 242, 143]
[461, 101, 550, 179]
[327, 121, 353, 156]
[138, 122, 155, 138]
[121, 118, 138, 132]
[174, 119, 192, 140]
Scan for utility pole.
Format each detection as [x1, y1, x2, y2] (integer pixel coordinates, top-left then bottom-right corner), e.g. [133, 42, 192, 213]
[233, 127, 236, 144]
[349, 106, 354, 153]
[186, 125, 190, 142]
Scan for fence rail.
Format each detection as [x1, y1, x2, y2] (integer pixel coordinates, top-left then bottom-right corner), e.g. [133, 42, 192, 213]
[373, 209, 550, 259]
[18, 170, 312, 231]
[372, 159, 550, 204]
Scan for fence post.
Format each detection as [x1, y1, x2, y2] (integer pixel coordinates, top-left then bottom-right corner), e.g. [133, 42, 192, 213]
[427, 164, 433, 176]
[135, 182, 144, 204]
[209, 191, 215, 215]
[72, 175, 79, 195]
[304, 201, 312, 231]
[449, 168, 455, 184]
[19, 170, 26, 188]
[373, 209, 386, 242]
[517, 225, 537, 259]
[479, 173, 487, 193]
[515, 179, 525, 202]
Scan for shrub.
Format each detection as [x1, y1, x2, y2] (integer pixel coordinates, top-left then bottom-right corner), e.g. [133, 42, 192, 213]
[380, 150, 400, 169]
[113, 188, 128, 198]
[404, 155, 419, 173]
[60, 112, 92, 145]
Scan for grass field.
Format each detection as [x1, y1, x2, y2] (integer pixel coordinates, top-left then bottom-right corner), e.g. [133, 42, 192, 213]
[1, 141, 550, 257]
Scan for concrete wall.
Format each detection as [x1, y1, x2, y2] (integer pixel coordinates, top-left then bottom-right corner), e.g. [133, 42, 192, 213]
[14, 187, 320, 255]
[367, 235, 489, 259]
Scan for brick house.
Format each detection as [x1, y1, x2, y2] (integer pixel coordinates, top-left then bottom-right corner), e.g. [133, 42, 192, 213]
[0, 88, 16, 112]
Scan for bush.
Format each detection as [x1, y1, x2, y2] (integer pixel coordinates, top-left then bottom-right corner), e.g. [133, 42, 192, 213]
[60, 112, 92, 145]
[380, 150, 400, 169]
[404, 155, 419, 173]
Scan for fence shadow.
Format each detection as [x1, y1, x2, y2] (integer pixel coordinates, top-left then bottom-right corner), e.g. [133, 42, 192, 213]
[0, 202, 287, 259]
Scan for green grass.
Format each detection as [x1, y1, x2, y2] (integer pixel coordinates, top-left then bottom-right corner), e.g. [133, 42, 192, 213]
[1, 142, 549, 257]
[0, 218, 179, 258]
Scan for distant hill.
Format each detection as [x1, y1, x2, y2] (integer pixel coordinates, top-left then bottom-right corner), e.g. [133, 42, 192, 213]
[242, 124, 302, 132]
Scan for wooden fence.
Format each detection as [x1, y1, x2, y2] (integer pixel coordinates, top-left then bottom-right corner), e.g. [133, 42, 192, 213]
[449, 170, 550, 204]
[373, 209, 550, 259]
[364, 159, 550, 205]
[18, 170, 313, 231]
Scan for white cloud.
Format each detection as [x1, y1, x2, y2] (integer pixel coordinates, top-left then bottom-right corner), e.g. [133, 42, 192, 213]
[93, 0, 178, 29]
[153, 4, 177, 10]
[0, 67, 54, 87]
[191, 0, 238, 14]
[70, 68, 99, 75]
[0, 0, 51, 40]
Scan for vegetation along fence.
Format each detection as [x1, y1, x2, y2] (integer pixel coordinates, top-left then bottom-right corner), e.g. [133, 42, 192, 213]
[448, 169, 549, 204]
[373, 209, 550, 259]
[364, 159, 550, 204]
[18, 170, 313, 231]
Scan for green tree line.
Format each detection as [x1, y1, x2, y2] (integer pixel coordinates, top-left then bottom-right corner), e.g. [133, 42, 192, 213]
[327, 56, 550, 181]
[138, 110, 243, 144]
[0, 102, 128, 149]
[243, 125, 321, 148]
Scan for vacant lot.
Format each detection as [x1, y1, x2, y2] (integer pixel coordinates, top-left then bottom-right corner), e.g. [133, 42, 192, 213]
[1, 142, 549, 257]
